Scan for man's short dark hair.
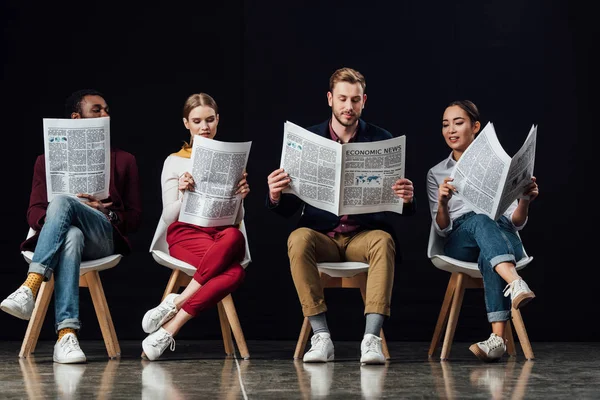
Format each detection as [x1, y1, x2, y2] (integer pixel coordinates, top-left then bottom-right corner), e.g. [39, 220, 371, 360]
[64, 89, 105, 118]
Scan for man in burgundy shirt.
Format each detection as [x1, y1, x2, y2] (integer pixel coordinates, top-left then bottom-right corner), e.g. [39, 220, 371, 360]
[267, 68, 416, 365]
[1, 89, 142, 364]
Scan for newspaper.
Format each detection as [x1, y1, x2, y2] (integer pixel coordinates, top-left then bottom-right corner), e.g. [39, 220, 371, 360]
[43, 117, 111, 202]
[280, 121, 406, 216]
[179, 135, 252, 227]
[450, 122, 537, 221]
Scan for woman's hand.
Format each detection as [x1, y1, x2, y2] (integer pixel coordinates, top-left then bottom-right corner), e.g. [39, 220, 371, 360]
[522, 176, 539, 202]
[438, 177, 456, 207]
[235, 172, 250, 199]
[178, 172, 195, 192]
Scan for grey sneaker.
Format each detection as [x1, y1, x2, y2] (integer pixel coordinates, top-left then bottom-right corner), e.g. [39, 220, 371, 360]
[303, 332, 334, 363]
[503, 278, 535, 309]
[360, 334, 386, 365]
[1, 286, 35, 320]
[142, 327, 176, 361]
[54, 333, 87, 364]
[142, 293, 178, 334]
[469, 333, 507, 362]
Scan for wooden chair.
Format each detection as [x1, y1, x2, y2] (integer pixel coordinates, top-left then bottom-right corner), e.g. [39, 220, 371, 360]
[427, 224, 535, 360]
[293, 262, 391, 360]
[147, 220, 251, 359]
[20, 229, 122, 359]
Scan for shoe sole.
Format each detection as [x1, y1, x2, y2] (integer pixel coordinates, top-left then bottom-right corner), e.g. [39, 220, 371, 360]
[53, 356, 87, 364]
[361, 359, 386, 365]
[303, 355, 334, 363]
[0, 302, 31, 320]
[512, 291, 535, 310]
[469, 344, 501, 363]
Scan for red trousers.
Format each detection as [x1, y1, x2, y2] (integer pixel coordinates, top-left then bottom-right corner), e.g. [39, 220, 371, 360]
[167, 222, 246, 317]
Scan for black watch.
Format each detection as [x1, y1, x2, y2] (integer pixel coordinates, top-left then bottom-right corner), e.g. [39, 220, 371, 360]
[107, 210, 118, 223]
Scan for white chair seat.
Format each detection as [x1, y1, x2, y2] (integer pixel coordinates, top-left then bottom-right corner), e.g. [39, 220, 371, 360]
[427, 224, 533, 278]
[151, 250, 196, 277]
[22, 251, 122, 275]
[316, 262, 369, 278]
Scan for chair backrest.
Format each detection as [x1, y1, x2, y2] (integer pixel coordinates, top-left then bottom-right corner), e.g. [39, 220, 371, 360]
[22, 228, 122, 274]
[427, 223, 533, 278]
[150, 218, 252, 275]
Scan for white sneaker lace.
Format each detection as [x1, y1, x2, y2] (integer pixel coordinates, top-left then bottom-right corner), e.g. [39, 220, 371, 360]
[483, 334, 504, 351]
[63, 335, 83, 355]
[503, 279, 525, 298]
[152, 332, 176, 352]
[9, 287, 31, 303]
[309, 335, 327, 352]
[363, 337, 380, 353]
[149, 300, 176, 325]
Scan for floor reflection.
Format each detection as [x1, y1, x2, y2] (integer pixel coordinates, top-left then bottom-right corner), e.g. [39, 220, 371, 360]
[430, 360, 535, 399]
[360, 364, 389, 400]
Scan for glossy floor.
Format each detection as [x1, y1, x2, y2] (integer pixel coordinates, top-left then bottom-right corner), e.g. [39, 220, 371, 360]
[1, 340, 599, 399]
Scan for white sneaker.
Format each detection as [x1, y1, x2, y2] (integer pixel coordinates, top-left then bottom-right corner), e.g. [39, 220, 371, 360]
[503, 278, 535, 309]
[360, 334, 386, 365]
[142, 327, 176, 361]
[469, 333, 507, 362]
[53, 363, 86, 396]
[1, 286, 35, 320]
[303, 332, 334, 363]
[54, 333, 87, 364]
[142, 293, 178, 334]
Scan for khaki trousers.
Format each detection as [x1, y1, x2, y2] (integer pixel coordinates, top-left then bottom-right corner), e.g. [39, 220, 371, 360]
[287, 227, 395, 317]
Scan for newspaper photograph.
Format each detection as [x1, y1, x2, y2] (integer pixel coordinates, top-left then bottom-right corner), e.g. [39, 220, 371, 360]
[280, 121, 406, 216]
[179, 135, 252, 227]
[450, 122, 537, 220]
[43, 117, 110, 203]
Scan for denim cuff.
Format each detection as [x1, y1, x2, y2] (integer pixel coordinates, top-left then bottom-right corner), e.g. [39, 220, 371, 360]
[56, 318, 81, 332]
[487, 310, 511, 323]
[490, 254, 516, 270]
[28, 262, 53, 281]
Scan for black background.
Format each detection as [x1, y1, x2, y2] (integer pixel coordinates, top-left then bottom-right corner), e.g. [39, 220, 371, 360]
[0, 1, 596, 344]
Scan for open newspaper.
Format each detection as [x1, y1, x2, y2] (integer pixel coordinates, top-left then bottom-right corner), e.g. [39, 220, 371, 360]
[280, 121, 406, 216]
[179, 135, 252, 227]
[43, 117, 111, 202]
[450, 122, 537, 221]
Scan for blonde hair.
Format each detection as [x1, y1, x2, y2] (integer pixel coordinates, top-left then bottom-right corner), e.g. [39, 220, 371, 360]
[182, 93, 219, 149]
[329, 67, 366, 93]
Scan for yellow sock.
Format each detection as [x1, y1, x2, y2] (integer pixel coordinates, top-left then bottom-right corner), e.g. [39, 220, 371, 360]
[57, 328, 77, 341]
[22, 272, 43, 298]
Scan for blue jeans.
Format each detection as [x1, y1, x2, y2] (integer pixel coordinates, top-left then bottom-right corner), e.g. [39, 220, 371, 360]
[444, 212, 524, 323]
[28, 195, 114, 332]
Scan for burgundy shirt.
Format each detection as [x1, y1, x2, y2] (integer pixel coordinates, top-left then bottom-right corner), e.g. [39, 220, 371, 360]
[327, 120, 361, 238]
[21, 148, 142, 255]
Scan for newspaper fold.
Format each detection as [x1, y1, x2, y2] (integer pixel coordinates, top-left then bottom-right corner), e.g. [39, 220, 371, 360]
[43, 117, 111, 202]
[179, 135, 252, 227]
[450, 122, 537, 220]
[280, 121, 406, 216]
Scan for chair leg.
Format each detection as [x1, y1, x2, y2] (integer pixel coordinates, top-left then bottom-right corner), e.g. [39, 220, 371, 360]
[162, 269, 184, 300]
[221, 294, 250, 360]
[505, 320, 517, 357]
[294, 317, 311, 360]
[85, 271, 121, 359]
[217, 301, 235, 356]
[379, 328, 391, 360]
[19, 278, 54, 358]
[428, 273, 458, 358]
[511, 307, 535, 360]
[440, 273, 466, 360]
